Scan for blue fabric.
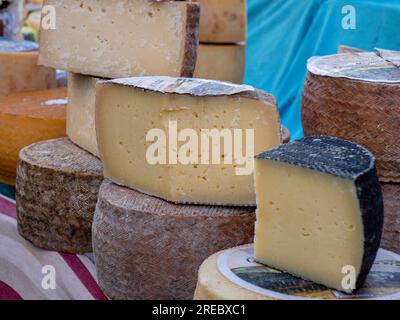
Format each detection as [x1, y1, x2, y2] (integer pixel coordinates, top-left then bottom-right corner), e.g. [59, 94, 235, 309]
[245, 0, 400, 139]
[0, 184, 15, 199]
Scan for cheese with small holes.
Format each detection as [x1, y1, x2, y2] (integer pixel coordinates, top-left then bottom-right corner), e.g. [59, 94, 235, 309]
[0, 88, 67, 185]
[93, 179, 255, 299]
[254, 136, 384, 293]
[16, 138, 103, 254]
[0, 37, 56, 98]
[96, 76, 281, 206]
[67, 73, 101, 157]
[39, 0, 200, 78]
[195, 0, 246, 43]
[195, 43, 245, 83]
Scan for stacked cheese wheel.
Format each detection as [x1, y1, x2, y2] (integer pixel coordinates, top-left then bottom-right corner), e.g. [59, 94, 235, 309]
[302, 50, 400, 254]
[11, 0, 285, 300]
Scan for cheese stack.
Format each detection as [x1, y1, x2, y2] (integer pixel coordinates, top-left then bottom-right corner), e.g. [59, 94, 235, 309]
[12, 0, 274, 299]
[193, 0, 247, 83]
[301, 50, 400, 254]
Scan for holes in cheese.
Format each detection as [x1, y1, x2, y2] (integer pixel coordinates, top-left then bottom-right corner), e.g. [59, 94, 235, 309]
[95, 77, 281, 206]
[0, 37, 56, 98]
[254, 136, 384, 293]
[16, 138, 103, 254]
[39, 0, 200, 78]
[0, 88, 67, 185]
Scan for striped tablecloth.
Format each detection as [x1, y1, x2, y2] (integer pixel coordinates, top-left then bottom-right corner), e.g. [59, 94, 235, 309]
[0, 194, 107, 300]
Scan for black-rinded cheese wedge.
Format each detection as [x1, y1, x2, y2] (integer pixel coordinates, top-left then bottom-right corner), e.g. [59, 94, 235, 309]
[254, 136, 384, 293]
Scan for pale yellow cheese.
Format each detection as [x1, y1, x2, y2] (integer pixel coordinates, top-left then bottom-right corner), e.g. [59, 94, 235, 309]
[194, 250, 272, 300]
[254, 160, 364, 292]
[67, 73, 100, 156]
[96, 77, 281, 206]
[0, 51, 56, 98]
[195, 43, 245, 83]
[195, 0, 247, 43]
[39, 0, 200, 78]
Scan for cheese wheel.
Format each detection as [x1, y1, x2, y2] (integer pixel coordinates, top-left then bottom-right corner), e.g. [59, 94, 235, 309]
[16, 138, 103, 254]
[194, 250, 269, 300]
[381, 183, 400, 254]
[195, 43, 245, 83]
[302, 51, 400, 183]
[195, 0, 246, 43]
[39, 0, 200, 78]
[194, 244, 400, 300]
[0, 38, 57, 98]
[93, 180, 255, 300]
[0, 88, 67, 185]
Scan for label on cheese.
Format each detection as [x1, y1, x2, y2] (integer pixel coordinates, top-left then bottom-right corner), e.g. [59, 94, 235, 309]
[217, 244, 400, 300]
[107, 76, 254, 96]
[39, 0, 200, 78]
[0, 37, 38, 52]
[307, 52, 400, 83]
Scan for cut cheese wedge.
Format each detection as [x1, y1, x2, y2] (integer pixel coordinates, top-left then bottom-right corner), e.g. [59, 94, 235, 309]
[96, 76, 281, 206]
[39, 0, 200, 78]
[0, 37, 56, 98]
[195, 0, 246, 43]
[0, 88, 67, 185]
[67, 73, 101, 157]
[254, 136, 384, 293]
[195, 43, 245, 83]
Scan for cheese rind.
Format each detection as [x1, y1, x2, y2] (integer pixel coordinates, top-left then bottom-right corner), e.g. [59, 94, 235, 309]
[0, 88, 67, 185]
[302, 52, 400, 182]
[39, 0, 200, 78]
[16, 138, 103, 254]
[381, 183, 400, 254]
[195, 43, 245, 83]
[0, 38, 56, 98]
[195, 0, 246, 43]
[67, 73, 101, 157]
[96, 76, 281, 206]
[254, 136, 383, 293]
[93, 180, 255, 300]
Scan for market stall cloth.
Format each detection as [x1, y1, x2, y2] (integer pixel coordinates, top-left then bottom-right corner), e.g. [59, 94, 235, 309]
[246, 0, 400, 139]
[0, 194, 107, 300]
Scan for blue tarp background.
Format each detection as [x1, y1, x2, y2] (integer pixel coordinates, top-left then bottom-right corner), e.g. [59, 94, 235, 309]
[1, 0, 400, 197]
[245, 0, 400, 140]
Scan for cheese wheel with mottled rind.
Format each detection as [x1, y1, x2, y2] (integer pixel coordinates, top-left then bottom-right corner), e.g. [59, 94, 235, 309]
[93, 180, 255, 300]
[16, 138, 103, 254]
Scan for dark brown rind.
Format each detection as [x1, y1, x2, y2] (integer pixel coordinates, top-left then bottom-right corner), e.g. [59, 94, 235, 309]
[180, 2, 200, 77]
[381, 183, 400, 254]
[302, 72, 400, 182]
[16, 138, 103, 254]
[93, 180, 255, 300]
[354, 167, 384, 290]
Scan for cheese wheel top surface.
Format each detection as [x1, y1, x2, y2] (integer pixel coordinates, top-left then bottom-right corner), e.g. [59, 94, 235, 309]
[256, 136, 375, 180]
[0, 88, 67, 119]
[0, 37, 39, 52]
[307, 51, 400, 83]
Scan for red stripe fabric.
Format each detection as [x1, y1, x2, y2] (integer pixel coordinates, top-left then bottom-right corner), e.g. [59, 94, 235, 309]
[59, 253, 107, 300]
[0, 196, 17, 219]
[0, 280, 23, 300]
